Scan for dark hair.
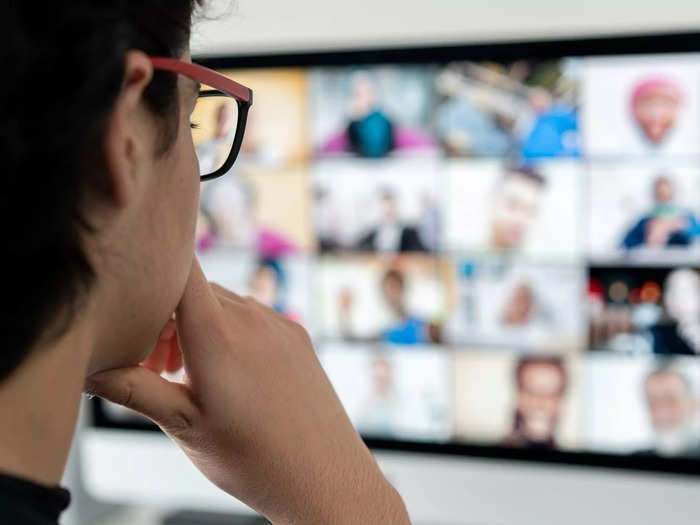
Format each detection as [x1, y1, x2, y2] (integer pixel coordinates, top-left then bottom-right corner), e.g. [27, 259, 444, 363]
[503, 166, 546, 187]
[0, 1, 203, 381]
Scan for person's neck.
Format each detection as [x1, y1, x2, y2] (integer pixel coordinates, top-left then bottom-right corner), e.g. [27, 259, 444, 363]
[0, 317, 94, 487]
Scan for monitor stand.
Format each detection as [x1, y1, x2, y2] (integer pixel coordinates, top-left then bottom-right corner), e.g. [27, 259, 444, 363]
[162, 510, 270, 524]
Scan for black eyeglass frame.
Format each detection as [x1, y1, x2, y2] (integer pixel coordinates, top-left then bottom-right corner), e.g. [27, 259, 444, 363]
[149, 56, 254, 181]
[196, 89, 252, 180]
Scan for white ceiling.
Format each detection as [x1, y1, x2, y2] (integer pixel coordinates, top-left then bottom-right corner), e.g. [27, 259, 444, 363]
[191, 0, 700, 57]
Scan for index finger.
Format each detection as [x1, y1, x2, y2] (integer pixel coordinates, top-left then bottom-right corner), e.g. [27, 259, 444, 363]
[176, 257, 221, 319]
[175, 257, 223, 359]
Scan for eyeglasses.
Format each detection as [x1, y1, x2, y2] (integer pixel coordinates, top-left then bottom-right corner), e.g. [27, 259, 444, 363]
[149, 56, 253, 181]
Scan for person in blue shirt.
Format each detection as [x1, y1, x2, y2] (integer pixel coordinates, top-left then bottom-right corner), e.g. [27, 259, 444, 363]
[379, 269, 433, 344]
[520, 87, 580, 160]
[338, 268, 441, 345]
[622, 176, 700, 249]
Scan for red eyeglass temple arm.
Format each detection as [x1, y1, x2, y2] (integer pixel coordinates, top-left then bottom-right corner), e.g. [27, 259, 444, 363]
[148, 56, 251, 104]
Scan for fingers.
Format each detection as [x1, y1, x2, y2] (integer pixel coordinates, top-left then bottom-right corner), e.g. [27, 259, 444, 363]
[159, 318, 177, 340]
[85, 366, 197, 436]
[165, 338, 184, 373]
[176, 257, 222, 327]
[141, 319, 179, 374]
[141, 338, 171, 373]
[210, 282, 246, 304]
[175, 257, 223, 358]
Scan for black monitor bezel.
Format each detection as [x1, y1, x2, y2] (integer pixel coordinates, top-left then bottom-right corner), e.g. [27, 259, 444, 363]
[92, 29, 700, 478]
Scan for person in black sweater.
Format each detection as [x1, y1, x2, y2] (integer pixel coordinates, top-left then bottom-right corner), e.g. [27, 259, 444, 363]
[356, 188, 427, 253]
[0, 3, 408, 524]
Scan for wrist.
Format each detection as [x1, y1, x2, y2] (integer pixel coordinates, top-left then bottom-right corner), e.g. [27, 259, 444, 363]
[272, 461, 409, 525]
[318, 466, 410, 525]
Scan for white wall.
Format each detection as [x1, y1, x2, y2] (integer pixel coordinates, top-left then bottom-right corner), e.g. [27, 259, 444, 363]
[191, 0, 700, 57]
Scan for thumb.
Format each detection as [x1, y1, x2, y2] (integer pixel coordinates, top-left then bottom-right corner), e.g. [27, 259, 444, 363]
[85, 366, 197, 435]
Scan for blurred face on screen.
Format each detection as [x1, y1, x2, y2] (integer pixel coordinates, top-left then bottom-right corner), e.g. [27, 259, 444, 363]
[206, 180, 256, 246]
[349, 72, 377, 119]
[371, 356, 394, 398]
[381, 272, 406, 315]
[528, 87, 552, 114]
[646, 371, 693, 430]
[645, 371, 697, 455]
[631, 78, 682, 144]
[251, 265, 280, 308]
[503, 283, 534, 326]
[516, 362, 566, 443]
[379, 193, 398, 222]
[215, 101, 236, 139]
[653, 177, 674, 204]
[491, 171, 543, 251]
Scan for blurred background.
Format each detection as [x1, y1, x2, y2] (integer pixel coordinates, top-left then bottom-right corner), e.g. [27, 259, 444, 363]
[63, 1, 700, 524]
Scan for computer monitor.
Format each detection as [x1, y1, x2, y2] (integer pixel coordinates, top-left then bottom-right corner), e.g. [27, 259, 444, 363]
[83, 31, 700, 524]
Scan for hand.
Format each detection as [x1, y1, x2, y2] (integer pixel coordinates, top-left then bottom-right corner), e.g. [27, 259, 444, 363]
[139, 317, 182, 375]
[645, 216, 687, 246]
[85, 258, 409, 525]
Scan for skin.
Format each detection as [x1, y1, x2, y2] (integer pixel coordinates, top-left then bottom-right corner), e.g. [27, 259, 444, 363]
[380, 194, 399, 222]
[645, 178, 687, 246]
[516, 363, 566, 442]
[503, 283, 534, 326]
[250, 265, 279, 308]
[654, 178, 674, 204]
[372, 357, 394, 399]
[215, 101, 236, 139]
[490, 173, 543, 251]
[645, 372, 694, 432]
[381, 274, 407, 318]
[633, 87, 680, 144]
[348, 72, 377, 119]
[0, 49, 409, 525]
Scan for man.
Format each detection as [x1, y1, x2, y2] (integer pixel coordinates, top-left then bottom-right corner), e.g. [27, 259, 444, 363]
[357, 354, 400, 437]
[338, 268, 441, 345]
[502, 282, 536, 326]
[622, 175, 700, 249]
[249, 259, 302, 324]
[631, 76, 683, 146]
[503, 357, 568, 449]
[490, 167, 546, 252]
[357, 188, 427, 253]
[637, 367, 700, 457]
[346, 71, 395, 158]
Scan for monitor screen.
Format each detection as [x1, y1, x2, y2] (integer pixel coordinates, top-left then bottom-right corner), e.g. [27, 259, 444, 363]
[93, 34, 700, 473]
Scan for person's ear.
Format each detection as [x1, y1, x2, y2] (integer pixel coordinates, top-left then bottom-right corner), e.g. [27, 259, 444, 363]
[103, 50, 154, 208]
